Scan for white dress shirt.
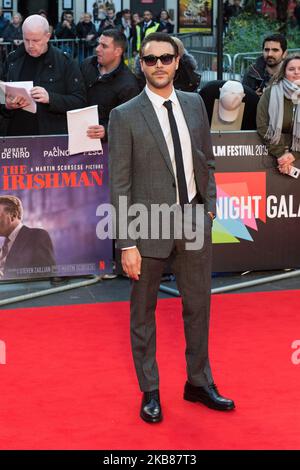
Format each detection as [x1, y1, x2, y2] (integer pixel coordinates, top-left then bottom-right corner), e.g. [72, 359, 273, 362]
[145, 85, 196, 204]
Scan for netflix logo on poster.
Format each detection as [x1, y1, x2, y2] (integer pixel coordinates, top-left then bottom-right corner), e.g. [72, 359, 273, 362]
[99, 260, 106, 270]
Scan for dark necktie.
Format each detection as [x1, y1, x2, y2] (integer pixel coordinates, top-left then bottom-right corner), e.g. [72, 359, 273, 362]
[1, 238, 9, 256]
[163, 100, 189, 206]
[0, 237, 9, 268]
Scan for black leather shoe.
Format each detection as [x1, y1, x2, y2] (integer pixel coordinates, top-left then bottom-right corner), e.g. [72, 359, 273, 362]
[140, 390, 162, 423]
[184, 381, 235, 411]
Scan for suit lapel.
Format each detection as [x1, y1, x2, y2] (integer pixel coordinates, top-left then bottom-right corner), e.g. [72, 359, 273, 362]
[176, 91, 204, 176]
[176, 91, 197, 148]
[5, 226, 27, 266]
[139, 91, 175, 178]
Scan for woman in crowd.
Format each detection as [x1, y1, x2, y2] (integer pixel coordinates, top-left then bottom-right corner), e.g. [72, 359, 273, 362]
[257, 54, 300, 175]
[159, 9, 174, 34]
[172, 36, 201, 92]
[132, 12, 141, 27]
[76, 12, 97, 60]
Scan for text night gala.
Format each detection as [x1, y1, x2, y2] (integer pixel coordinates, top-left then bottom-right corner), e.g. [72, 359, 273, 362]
[1, 165, 103, 189]
[216, 195, 300, 219]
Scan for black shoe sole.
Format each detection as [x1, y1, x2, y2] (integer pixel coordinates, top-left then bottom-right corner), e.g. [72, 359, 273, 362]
[140, 411, 163, 423]
[184, 392, 235, 411]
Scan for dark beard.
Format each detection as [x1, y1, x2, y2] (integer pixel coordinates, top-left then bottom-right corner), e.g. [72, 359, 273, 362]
[266, 60, 281, 68]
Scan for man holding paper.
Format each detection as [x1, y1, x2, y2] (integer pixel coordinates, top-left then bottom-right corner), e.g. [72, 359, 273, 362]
[2, 14, 86, 136]
[81, 29, 139, 141]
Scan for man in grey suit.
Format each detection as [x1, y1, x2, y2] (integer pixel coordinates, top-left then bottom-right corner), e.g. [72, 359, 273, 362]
[109, 32, 234, 423]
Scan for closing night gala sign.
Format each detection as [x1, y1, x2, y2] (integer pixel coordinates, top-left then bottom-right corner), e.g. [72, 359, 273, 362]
[211, 132, 300, 272]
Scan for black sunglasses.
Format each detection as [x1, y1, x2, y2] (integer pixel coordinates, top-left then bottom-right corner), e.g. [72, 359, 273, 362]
[141, 54, 176, 66]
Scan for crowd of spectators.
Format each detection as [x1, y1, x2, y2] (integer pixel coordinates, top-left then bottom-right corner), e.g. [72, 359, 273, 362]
[0, 8, 200, 143]
[1, 4, 298, 143]
[0, 5, 175, 55]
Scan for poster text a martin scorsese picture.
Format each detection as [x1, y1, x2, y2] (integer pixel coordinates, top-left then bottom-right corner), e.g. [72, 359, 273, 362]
[0, 136, 112, 280]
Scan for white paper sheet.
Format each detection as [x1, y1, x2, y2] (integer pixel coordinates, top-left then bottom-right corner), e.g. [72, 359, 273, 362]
[67, 105, 103, 155]
[0, 80, 36, 113]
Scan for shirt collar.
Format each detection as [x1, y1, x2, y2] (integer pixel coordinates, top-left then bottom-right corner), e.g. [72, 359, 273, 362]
[8, 222, 23, 244]
[145, 85, 178, 110]
[96, 59, 123, 79]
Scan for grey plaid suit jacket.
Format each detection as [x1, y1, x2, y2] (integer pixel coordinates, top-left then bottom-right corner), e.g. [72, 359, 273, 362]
[108, 89, 216, 258]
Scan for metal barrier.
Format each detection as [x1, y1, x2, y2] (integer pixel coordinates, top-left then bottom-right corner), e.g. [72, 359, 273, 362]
[0, 39, 97, 65]
[177, 45, 300, 84]
[0, 276, 102, 307]
[159, 269, 300, 297]
[189, 49, 232, 86]
[174, 33, 215, 51]
[232, 51, 261, 80]
[232, 48, 300, 80]
[2, 35, 300, 83]
[49, 38, 96, 63]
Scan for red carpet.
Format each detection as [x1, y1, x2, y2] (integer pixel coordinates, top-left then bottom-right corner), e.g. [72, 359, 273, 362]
[0, 290, 300, 450]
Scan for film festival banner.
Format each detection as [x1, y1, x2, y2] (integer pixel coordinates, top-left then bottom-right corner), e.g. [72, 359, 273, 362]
[211, 131, 300, 272]
[178, 0, 213, 34]
[0, 137, 112, 281]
